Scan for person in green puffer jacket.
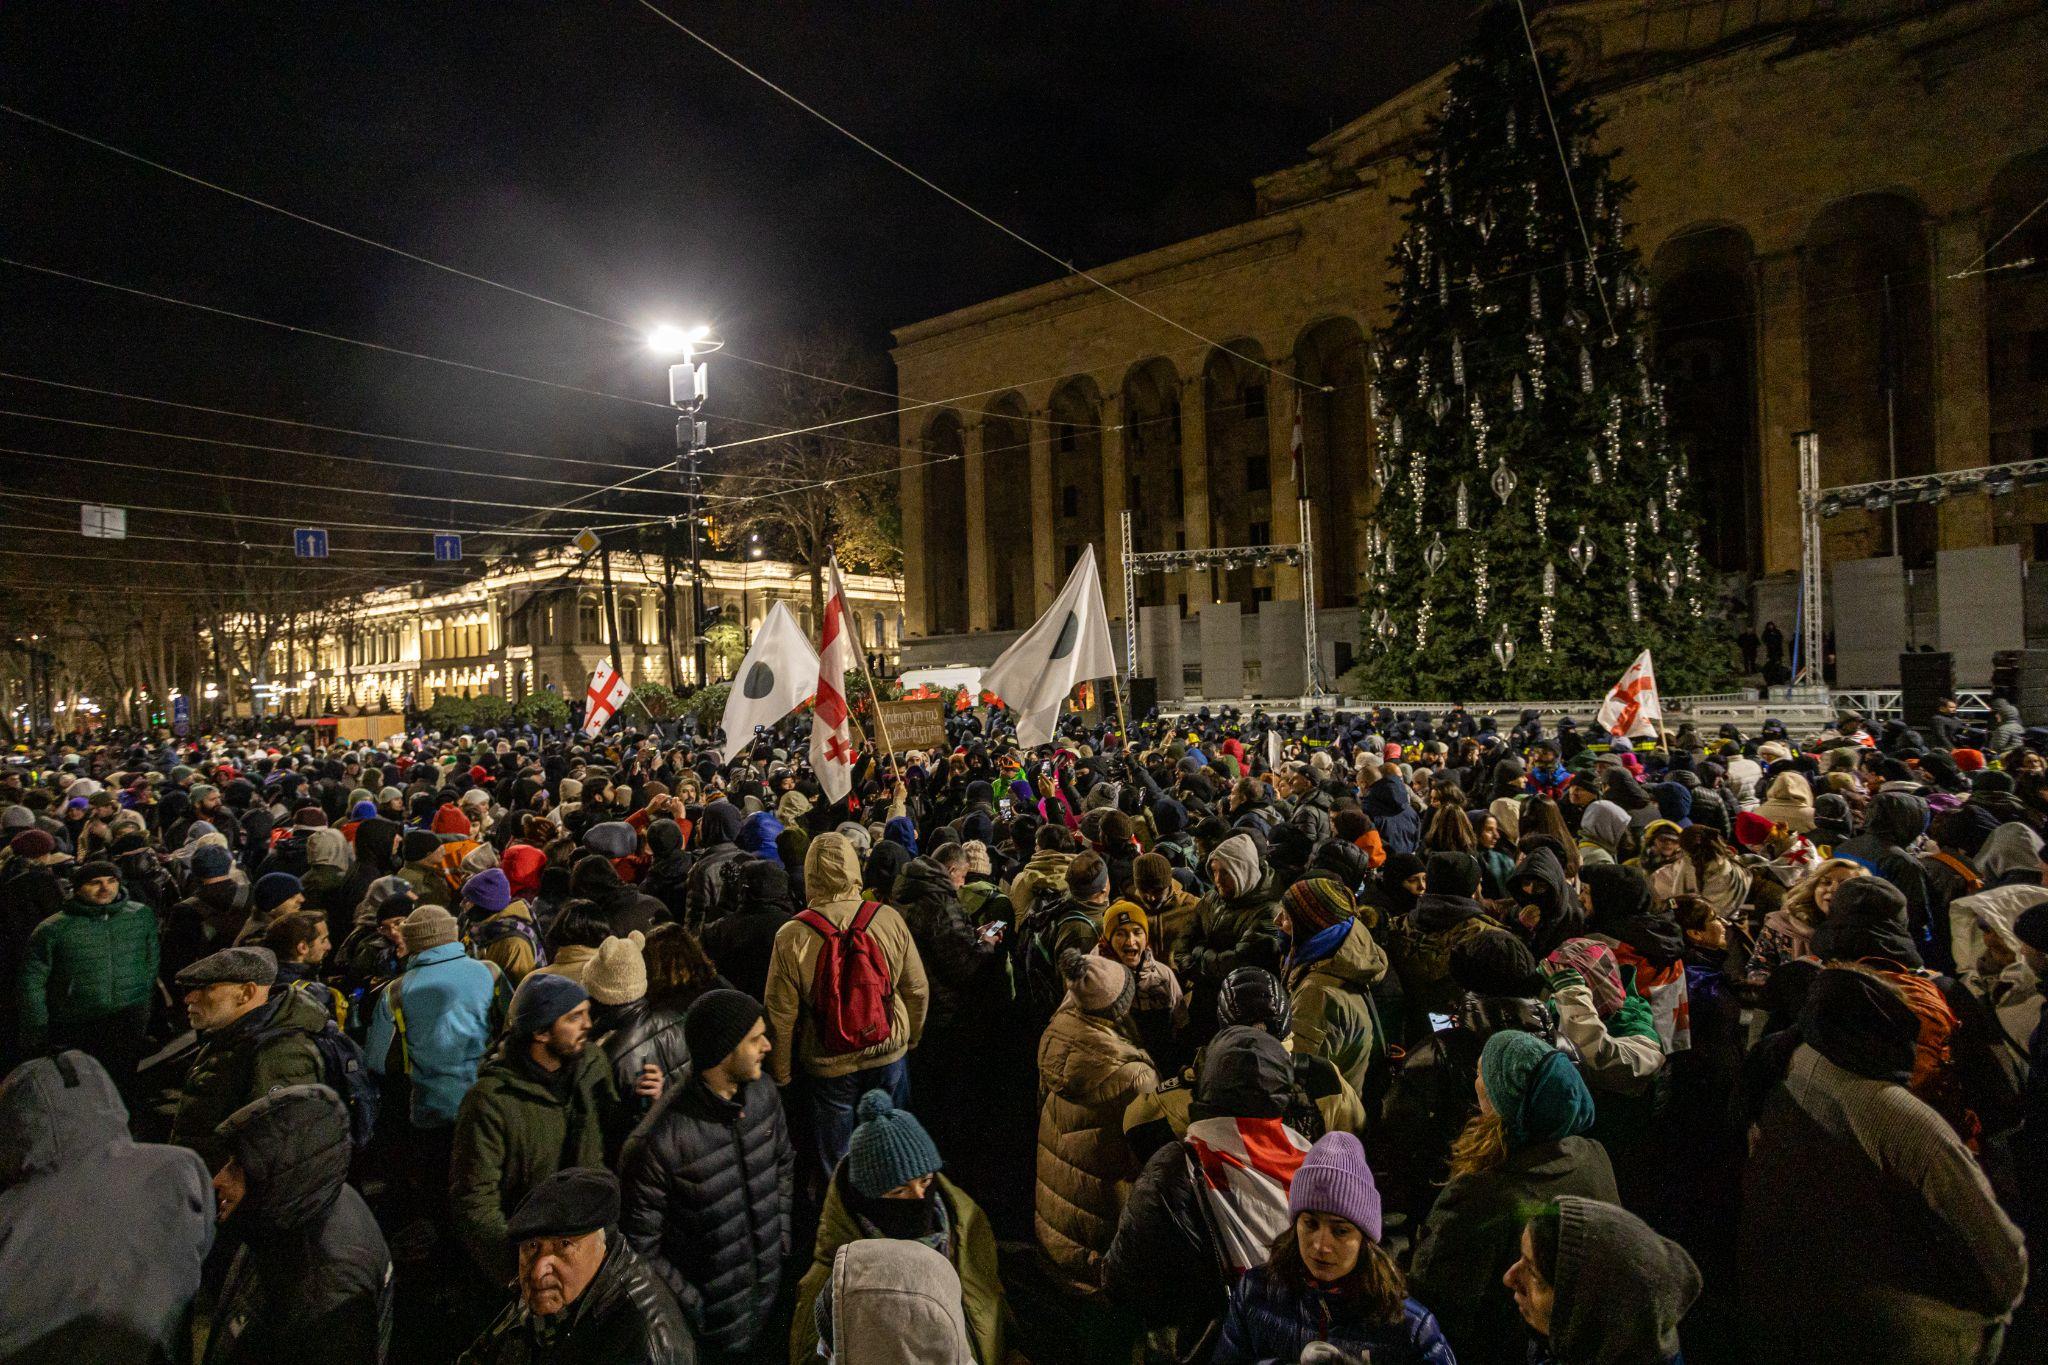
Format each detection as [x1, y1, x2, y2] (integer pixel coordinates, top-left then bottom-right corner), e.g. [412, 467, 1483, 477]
[1173, 833, 1287, 1045]
[1277, 876, 1389, 1097]
[19, 859, 160, 1083]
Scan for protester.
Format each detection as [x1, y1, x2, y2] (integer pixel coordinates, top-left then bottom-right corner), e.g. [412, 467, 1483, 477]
[1505, 1196, 1701, 1365]
[204, 1084, 393, 1365]
[17, 859, 158, 1085]
[169, 945, 327, 1171]
[620, 988, 792, 1362]
[0, 1051, 214, 1363]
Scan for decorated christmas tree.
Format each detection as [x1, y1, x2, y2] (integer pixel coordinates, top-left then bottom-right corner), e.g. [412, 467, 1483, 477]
[1356, 1, 1727, 701]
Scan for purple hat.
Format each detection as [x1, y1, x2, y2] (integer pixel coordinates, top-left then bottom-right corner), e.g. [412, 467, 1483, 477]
[1287, 1131, 1382, 1242]
[462, 866, 512, 913]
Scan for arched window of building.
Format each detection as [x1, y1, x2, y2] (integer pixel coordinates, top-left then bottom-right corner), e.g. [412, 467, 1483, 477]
[578, 595, 602, 644]
[620, 597, 641, 645]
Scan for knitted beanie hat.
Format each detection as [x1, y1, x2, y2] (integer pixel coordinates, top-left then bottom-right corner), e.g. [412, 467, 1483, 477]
[1283, 876, 1355, 936]
[402, 829, 441, 863]
[462, 867, 512, 914]
[508, 971, 589, 1041]
[253, 872, 303, 915]
[1060, 948, 1135, 1019]
[9, 829, 55, 860]
[684, 988, 764, 1070]
[1480, 1029, 1596, 1148]
[846, 1089, 943, 1198]
[1101, 901, 1149, 945]
[583, 931, 648, 1006]
[1287, 1130, 1383, 1242]
[400, 904, 459, 955]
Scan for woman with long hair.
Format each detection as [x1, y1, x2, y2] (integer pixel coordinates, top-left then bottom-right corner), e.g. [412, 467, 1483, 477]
[1424, 804, 1478, 856]
[1408, 1030, 1614, 1365]
[1214, 1132, 1455, 1364]
[1520, 796, 1580, 880]
[1744, 857, 1865, 991]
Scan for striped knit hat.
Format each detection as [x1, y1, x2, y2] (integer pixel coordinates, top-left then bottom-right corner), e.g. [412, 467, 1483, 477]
[1283, 876, 1355, 936]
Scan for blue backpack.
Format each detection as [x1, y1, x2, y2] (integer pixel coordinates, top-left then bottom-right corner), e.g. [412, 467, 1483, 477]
[245, 1015, 380, 1152]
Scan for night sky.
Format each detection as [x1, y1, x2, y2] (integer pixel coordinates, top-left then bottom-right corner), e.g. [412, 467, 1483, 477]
[0, 1, 1466, 551]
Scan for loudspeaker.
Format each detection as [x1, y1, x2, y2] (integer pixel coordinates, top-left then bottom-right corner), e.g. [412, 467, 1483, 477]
[1899, 651, 1954, 730]
[1126, 675, 1159, 719]
[1991, 650, 2048, 720]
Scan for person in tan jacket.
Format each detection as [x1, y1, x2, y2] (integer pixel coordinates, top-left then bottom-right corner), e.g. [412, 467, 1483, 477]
[1035, 949, 1158, 1285]
[766, 831, 930, 1180]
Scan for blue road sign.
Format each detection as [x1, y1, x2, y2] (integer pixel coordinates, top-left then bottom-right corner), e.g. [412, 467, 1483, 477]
[433, 533, 462, 563]
[293, 528, 329, 559]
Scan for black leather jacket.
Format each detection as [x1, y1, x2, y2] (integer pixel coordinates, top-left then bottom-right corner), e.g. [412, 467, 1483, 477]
[456, 1236, 695, 1365]
[597, 996, 691, 1121]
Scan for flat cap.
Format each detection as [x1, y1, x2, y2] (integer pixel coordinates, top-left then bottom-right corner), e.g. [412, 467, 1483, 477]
[505, 1167, 620, 1243]
[175, 945, 278, 990]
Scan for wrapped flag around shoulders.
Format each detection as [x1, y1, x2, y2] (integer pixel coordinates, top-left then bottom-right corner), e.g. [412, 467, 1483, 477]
[715, 601, 821, 761]
[810, 554, 861, 804]
[1596, 649, 1662, 739]
[581, 660, 631, 738]
[982, 543, 1117, 749]
[1184, 1114, 1311, 1275]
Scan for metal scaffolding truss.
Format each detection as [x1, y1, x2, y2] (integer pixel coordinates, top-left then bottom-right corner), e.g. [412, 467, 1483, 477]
[1795, 441, 2048, 690]
[1120, 503, 1324, 698]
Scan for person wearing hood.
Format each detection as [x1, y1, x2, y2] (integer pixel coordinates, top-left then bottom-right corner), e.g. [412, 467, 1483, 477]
[620, 989, 792, 1361]
[699, 859, 795, 1004]
[1574, 800, 1632, 868]
[1948, 821, 2048, 977]
[1756, 770, 1817, 833]
[1173, 832, 1286, 1045]
[567, 852, 662, 942]
[1104, 1025, 1312, 1342]
[812, 1238, 974, 1365]
[1360, 759, 1423, 857]
[0, 1051, 214, 1364]
[1386, 851, 1516, 1046]
[1506, 1196, 1699, 1365]
[792, 1091, 1011, 1365]
[1740, 965, 2026, 1363]
[1214, 1131, 1456, 1365]
[203, 1085, 392, 1365]
[1034, 949, 1158, 1283]
[684, 799, 752, 931]
[458, 1167, 694, 1365]
[1362, 850, 1428, 927]
[765, 832, 929, 1180]
[1507, 845, 1585, 959]
[643, 818, 693, 924]
[1834, 789, 1947, 971]
[297, 827, 362, 942]
[1580, 864, 1691, 1053]
[1277, 876, 1387, 1096]
[1407, 1029, 1615, 1365]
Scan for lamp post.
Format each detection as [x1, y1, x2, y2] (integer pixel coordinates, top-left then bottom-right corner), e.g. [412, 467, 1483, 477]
[650, 324, 720, 688]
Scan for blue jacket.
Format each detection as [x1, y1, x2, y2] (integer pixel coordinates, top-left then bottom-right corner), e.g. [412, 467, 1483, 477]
[1215, 1263, 1457, 1365]
[1364, 774, 1422, 857]
[365, 941, 507, 1127]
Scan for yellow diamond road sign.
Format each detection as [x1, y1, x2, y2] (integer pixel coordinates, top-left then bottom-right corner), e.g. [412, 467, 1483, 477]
[573, 528, 601, 555]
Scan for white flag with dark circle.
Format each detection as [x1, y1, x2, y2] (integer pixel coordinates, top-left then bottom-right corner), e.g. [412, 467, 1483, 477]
[716, 601, 821, 761]
[982, 543, 1117, 749]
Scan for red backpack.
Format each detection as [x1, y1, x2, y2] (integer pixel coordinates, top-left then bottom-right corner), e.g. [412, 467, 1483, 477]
[794, 901, 894, 1055]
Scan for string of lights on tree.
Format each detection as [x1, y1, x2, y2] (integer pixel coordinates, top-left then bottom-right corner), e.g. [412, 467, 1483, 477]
[1355, 0, 1726, 700]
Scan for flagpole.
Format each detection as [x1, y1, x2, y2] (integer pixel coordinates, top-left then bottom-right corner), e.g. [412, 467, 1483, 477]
[1107, 670, 1131, 749]
[835, 554, 900, 780]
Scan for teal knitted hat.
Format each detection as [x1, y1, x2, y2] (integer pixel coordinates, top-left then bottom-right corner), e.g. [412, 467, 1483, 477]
[1479, 1029, 1595, 1147]
[846, 1090, 942, 1198]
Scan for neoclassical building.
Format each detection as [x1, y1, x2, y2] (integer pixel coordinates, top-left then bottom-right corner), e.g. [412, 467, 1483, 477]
[894, 0, 2048, 690]
[213, 550, 903, 715]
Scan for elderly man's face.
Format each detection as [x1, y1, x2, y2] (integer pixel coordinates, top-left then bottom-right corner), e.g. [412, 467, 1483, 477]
[518, 1229, 607, 1317]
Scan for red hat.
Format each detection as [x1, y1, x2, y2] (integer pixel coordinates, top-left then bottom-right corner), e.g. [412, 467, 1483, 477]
[501, 843, 547, 900]
[1733, 811, 1778, 849]
[431, 804, 472, 836]
[469, 764, 490, 783]
[1953, 748, 1985, 772]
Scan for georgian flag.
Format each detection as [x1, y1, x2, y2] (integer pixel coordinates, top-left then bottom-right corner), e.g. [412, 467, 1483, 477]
[581, 660, 631, 737]
[809, 555, 861, 804]
[983, 543, 1116, 748]
[1184, 1115, 1311, 1275]
[715, 602, 820, 761]
[1596, 649, 1663, 739]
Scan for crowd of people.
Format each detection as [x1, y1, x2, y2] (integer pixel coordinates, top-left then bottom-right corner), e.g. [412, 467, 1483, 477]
[1, 692, 2044, 1364]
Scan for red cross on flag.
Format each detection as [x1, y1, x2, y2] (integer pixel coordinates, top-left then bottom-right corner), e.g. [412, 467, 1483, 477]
[581, 659, 631, 738]
[810, 554, 861, 804]
[1596, 649, 1663, 739]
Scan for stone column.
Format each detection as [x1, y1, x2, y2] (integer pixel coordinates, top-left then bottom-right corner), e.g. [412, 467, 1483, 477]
[1179, 373, 1211, 608]
[1931, 211, 1993, 550]
[962, 418, 992, 631]
[1753, 250, 1811, 576]
[1099, 389, 1127, 641]
[1267, 360, 1303, 602]
[1029, 409, 1057, 613]
[899, 435, 930, 638]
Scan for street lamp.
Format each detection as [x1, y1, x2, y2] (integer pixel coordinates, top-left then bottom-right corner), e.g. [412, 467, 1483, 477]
[649, 323, 722, 688]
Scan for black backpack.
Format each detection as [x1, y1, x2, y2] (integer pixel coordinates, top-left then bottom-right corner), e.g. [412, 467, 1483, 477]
[244, 1016, 380, 1152]
[1014, 897, 1098, 1019]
